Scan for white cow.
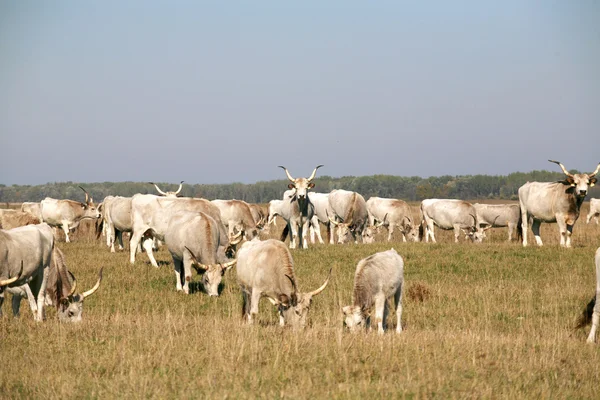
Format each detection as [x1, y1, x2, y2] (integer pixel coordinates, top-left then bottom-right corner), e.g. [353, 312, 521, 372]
[366, 197, 419, 242]
[587, 199, 600, 225]
[420, 199, 486, 243]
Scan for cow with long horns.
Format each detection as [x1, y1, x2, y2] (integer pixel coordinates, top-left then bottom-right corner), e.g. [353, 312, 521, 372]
[40, 186, 101, 243]
[420, 199, 488, 243]
[277, 165, 323, 249]
[149, 181, 184, 197]
[327, 189, 369, 244]
[519, 160, 600, 247]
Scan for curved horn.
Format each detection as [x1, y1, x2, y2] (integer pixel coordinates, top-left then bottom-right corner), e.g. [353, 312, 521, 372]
[589, 163, 600, 177]
[0, 262, 23, 286]
[483, 215, 500, 231]
[66, 270, 77, 297]
[149, 182, 168, 196]
[184, 246, 209, 271]
[285, 273, 298, 293]
[309, 267, 332, 297]
[82, 268, 103, 299]
[548, 160, 573, 178]
[174, 181, 184, 195]
[229, 231, 243, 245]
[326, 210, 339, 226]
[278, 166, 295, 182]
[221, 259, 237, 270]
[78, 186, 89, 204]
[307, 164, 324, 182]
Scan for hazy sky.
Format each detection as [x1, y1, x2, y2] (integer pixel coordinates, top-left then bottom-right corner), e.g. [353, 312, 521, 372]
[1, 1, 598, 185]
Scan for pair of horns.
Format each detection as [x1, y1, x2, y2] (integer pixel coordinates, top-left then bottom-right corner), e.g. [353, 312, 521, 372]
[229, 230, 243, 245]
[480, 216, 500, 232]
[149, 181, 184, 196]
[78, 186, 91, 204]
[185, 246, 237, 272]
[0, 262, 23, 286]
[279, 165, 323, 183]
[277, 267, 332, 304]
[62, 268, 103, 300]
[549, 160, 600, 178]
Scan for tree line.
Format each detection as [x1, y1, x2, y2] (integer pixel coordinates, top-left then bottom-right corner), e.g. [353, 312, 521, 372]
[1, 170, 598, 204]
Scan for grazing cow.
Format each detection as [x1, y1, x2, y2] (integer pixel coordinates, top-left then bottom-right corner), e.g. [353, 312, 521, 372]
[129, 194, 229, 267]
[211, 199, 260, 240]
[576, 248, 600, 343]
[102, 196, 133, 252]
[248, 203, 268, 231]
[0, 211, 41, 230]
[269, 193, 324, 246]
[360, 218, 387, 244]
[587, 199, 600, 225]
[236, 238, 330, 328]
[0, 223, 54, 321]
[40, 186, 101, 243]
[420, 199, 485, 243]
[149, 181, 184, 197]
[327, 189, 369, 244]
[277, 165, 323, 249]
[308, 192, 334, 244]
[366, 197, 419, 242]
[474, 203, 522, 242]
[342, 249, 404, 334]
[164, 211, 237, 296]
[21, 202, 43, 220]
[44, 247, 103, 322]
[519, 160, 600, 247]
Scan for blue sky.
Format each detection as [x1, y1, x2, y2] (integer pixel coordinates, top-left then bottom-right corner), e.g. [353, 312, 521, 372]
[1, 1, 598, 185]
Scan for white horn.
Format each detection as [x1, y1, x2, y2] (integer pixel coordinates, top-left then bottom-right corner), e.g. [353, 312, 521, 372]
[589, 163, 600, 177]
[548, 160, 574, 178]
[82, 268, 103, 299]
[307, 164, 324, 182]
[67, 270, 77, 297]
[174, 181, 184, 195]
[278, 166, 295, 182]
[221, 259, 237, 270]
[78, 186, 89, 204]
[0, 262, 23, 287]
[149, 182, 168, 196]
[309, 267, 332, 297]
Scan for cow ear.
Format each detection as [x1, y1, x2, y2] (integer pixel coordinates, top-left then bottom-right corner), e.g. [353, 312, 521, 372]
[591, 177, 597, 187]
[565, 176, 575, 185]
[278, 294, 290, 307]
[308, 182, 315, 189]
[287, 183, 295, 190]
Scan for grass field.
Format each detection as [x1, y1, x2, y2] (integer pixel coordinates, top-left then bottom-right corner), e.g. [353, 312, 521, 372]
[2, 202, 600, 399]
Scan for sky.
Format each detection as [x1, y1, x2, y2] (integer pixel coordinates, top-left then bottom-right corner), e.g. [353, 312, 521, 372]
[1, 1, 598, 185]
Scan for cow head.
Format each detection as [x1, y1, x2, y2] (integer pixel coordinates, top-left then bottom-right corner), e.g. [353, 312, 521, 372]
[342, 305, 369, 332]
[278, 165, 323, 204]
[362, 214, 387, 244]
[549, 160, 600, 197]
[461, 214, 488, 243]
[401, 216, 420, 242]
[186, 246, 236, 297]
[149, 181, 184, 197]
[276, 269, 331, 329]
[79, 186, 101, 219]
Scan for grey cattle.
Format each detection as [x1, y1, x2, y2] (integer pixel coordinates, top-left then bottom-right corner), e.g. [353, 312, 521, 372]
[21, 202, 42, 220]
[327, 189, 369, 244]
[0, 211, 40, 230]
[474, 203, 521, 242]
[519, 160, 600, 247]
[0, 223, 54, 321]
[129, 194, 229, 267]
[164, 211, 237, 296]
[307, 192, 333, 244]
[366, 197, 419, 243]
[360, 218, 387, 244]
[268, 193, 323, 246]
[149, 181, 184, 197]
[248, 203, 268, 231]
[420, 199, 485, 243]
[40, 186, 100, 243]
[44, 247, 103, 322]
[211, 199, 259, 240]
[102, 196, 133, 252]
[236, 238, 330, 328]
[587, 199, 600, 225]
[342, 249, 404, 334]
[276, 165, 323, 249]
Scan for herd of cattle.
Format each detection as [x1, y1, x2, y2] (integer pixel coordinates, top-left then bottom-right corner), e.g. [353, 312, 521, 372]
[2, 160, 600, 339]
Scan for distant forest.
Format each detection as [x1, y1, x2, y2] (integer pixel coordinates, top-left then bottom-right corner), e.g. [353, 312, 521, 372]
[1, 170, 598, 204]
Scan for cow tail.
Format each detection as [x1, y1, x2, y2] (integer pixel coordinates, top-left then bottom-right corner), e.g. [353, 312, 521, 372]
[516, 222, 523, 243]
[418, 223, 424, 241]
[575, 297, 596, 329]
[95, 218, 104, 239]
[280, 225, 289, 242]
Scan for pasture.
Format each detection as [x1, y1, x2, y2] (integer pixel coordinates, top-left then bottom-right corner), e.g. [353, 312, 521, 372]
[2, 202, 600, 398]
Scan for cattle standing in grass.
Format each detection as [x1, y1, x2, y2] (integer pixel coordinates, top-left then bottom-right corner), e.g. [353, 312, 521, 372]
[474, 203, 522, 242]
[0, 223, 54, 321]
[327, 190, 369, 244]
[269, 193, 324, 246]
[44, 247, 103, 322]
[342, 249, 404, 334]
[21, 202, 43, 220]
[366, 197, 419, 243]
[576, 248, 600, 343]
[149, 181, 184, 197]
[40, 187, 100, 243]
[164, 211, 237, 296]
[420, 199, 484, 243]
[519, 160, 600, 247]
[587, 199, 600, 225]
[0, 211, 40, 230]
[236, 238, 330, 328]
[101, 196, 133, 252]
[211, 199, 260, 240]
[248, 203, 268, 232]
[308, 192, 334, 244]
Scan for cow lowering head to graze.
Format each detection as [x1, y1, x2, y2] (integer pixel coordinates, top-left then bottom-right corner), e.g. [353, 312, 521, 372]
[21, 202, 43, 220]
[40, 186, 101, 243]
[587, 199, 600, 225]
[327, 189, 369, 244]
[149, 181, 184, 197]
[0, 211, 40, 230]
[361, 216, 387, 244]
[307, 192, 333, 244]
[473, 203, 522, 242]
[164, 211, 238, 296]
[44, 247, 103, 322]
[0, 223, 54, 321]
[248, 203, 268, 232]
[277, 165, 323, 249]
[236, 238, 330, 328]
[575, 248, 600, 343]
[519, 160, 600, 247]
[366, 197, 419, 243]
[420, 199, 485, 243]
[211, 199, 260, 241]
[342, 249, 404, 334]
[101, 196, 133, 253]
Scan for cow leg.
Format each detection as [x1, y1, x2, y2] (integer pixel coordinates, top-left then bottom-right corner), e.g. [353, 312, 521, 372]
[426, 220, 436, 243]
[453, 225, 461, 243]
[143, 238, 159, 268]
[520, 204, 529, 246]
[117, 230, 124, 251]
[388, 224, 395, 242]
[531, 220, 543, 246]
[11, 293, 22, 318]
[249, 289, 262, 324]
[173, 258, 184, 292]
[61, 222, 71, 243]
[314, 222, 324, 244]
[129, 231, 144, 263]
[394, 284, 403, 333]
[507, 223, 514, 242]
[106, 220, 112, 247]
[182, 254, 193, 294]
[301, 220, 310, 249]
[374, 294, 386, 334]
[0, 291, 3, 317]
[289, 223, 298, 249]
[35, 267, 49, 322]
[22, 283, 40, 321]
[327, 223, 334, 245]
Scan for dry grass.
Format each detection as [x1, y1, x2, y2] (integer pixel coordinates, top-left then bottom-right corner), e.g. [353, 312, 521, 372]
[2, 202, 600, 398]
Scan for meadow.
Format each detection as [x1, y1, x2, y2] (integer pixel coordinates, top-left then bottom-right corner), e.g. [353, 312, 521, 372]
[2, 202, 600, 399]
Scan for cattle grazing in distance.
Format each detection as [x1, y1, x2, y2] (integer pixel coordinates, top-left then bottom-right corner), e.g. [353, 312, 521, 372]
[420, 199, 485, 243]
[327, 189, 369, 244]
[360, 217, 387, 244]
[99, 196, 133, 252]
[247, 203, 268, 232]
[21, 202, 43, 220]
[308, 192, 335, 244]
[44, 247, 103, 322]
[40, 186, 101, 243]
[149, 181, 184, 197]
[575, 248, 600, 343]
[342, 249, 404, 334]
[366, 197, 419, 243]
[164, 211, 237, 296]
[0, 210, 41, 230]
[587, 199, 600, 225]
[473, 203, 522, 242]
[277, 165, 323, 249]
[0, 223, 54, 321]
[236, 238, 330, 328]
[519, 160, 599, 247]
[211, 199, 260, 240]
